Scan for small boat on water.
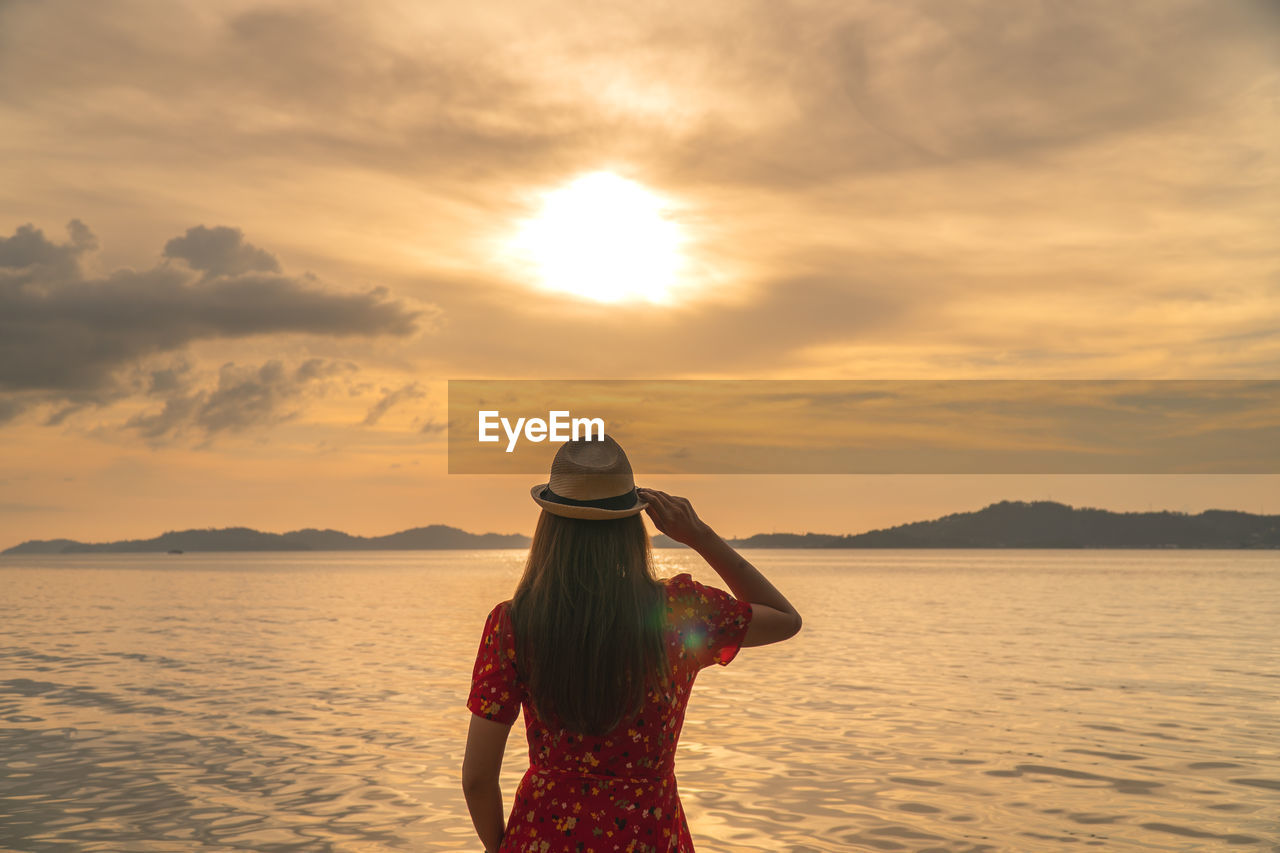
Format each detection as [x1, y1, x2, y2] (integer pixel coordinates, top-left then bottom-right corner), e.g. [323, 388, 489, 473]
[167, 549, 184, 554]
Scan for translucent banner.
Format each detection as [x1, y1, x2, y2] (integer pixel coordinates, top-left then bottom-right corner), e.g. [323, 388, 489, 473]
[447, 380, 1280, 474]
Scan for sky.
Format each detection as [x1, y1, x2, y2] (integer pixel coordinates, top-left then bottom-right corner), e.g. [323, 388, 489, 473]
[1, 0, 1277, 548]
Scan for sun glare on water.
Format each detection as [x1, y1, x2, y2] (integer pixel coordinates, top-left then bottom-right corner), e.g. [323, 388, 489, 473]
[512, 171, 683, 303]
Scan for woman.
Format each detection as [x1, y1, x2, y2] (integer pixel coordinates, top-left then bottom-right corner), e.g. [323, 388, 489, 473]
[463, 435, 802, 853]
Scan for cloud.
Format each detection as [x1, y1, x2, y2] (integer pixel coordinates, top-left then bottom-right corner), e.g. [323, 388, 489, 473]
[1, 1, 1273, 199]
[361, 382, 426, 426]
[652, 0, 1280, 185]
[0, 221, 422, 402]
[125, 358, 357, 442]
[197, 359, 349, 434]
[417, 263, 915, 376]
[0, 398, 24, 425]
[163, 225, 280, 278]
[0, 0, 1272, 390]
[124, 394, 202, 442]
[0, 219, 91, 282]
[44, 403, 90, 427]
[147, 361, 192, 395]
[418, 418, 446, 435]
[0, 2, 595, 193]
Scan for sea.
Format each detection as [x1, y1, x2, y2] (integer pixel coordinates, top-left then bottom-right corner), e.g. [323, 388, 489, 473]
[1, 549, 1277, 852]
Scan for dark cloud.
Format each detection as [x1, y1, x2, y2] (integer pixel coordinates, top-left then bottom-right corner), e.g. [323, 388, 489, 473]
[123, 394, 203, 443]
[197, 359, 349, 434]
[0, 398, 24, 425]
[0, 221, 422, 399]
[0, 219, 89, 282]
[418, 418, 446, 435]
[164, 225, 280, 277]
[65, 218, 97, 251]
[362, 382, 426, 426]
[125, 358, 356, 442]
[147, 361, 192, 395]
[296, 358, 354, 383]
[44, 403, 89, 427]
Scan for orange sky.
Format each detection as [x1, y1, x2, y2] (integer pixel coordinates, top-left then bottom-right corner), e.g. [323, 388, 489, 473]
[1, 1, 1277, 549]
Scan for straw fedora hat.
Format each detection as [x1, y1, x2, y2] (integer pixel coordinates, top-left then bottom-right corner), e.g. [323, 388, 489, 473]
[530, 434, 648, 520]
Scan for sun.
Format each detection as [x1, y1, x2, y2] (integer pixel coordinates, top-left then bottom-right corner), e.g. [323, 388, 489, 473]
[511, 171, 683, 303]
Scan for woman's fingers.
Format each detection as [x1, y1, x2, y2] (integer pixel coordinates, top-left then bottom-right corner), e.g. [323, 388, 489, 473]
[639, 487, 681, 507]
[640, 490, 679, 516]
[638, 488, 705, 545]
[638, 490, 675, 529]
[637, 488, 664, 511]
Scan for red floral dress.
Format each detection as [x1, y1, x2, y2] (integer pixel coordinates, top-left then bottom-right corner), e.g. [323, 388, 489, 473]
[467, 572, 753, 853]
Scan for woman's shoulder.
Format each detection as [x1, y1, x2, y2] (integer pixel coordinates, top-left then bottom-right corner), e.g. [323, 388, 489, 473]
[660, 572, 703, 602]
[658, 572, 753, 667]
[660, 571, 696, 590]
[661, 572, 735, 608]
[481, 599, 515, 631]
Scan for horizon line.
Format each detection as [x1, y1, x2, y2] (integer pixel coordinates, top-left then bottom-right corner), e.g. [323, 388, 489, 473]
[7, 498, 1278, 554]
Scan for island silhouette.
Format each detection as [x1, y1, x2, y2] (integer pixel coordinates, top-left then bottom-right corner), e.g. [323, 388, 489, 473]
[5, 501, 1278, 555]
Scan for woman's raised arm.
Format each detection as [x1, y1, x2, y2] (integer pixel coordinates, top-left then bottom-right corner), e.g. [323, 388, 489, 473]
[638, 488, 802, 647]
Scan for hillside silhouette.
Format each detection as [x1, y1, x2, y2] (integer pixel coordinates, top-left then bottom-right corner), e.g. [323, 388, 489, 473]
[668, 501, 1280, 550]
[3, 525, 529, 555]
[5, 501, 1278, 555]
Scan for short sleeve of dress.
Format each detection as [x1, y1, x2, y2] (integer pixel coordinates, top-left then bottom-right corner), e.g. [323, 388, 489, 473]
[466, 601, 524, 725]
[664, 573, 753, 668]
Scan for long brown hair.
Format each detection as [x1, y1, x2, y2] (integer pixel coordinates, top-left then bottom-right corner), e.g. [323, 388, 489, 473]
[509, 510, 670, 736]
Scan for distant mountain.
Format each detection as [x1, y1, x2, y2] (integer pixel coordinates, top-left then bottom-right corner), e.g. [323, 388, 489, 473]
[652, 532, 841, 549]
[7, 501, 1279, 555]
[652, 501, 1279, 549]
[2, 525, 530, 555]
[824, 501, 1280, 549]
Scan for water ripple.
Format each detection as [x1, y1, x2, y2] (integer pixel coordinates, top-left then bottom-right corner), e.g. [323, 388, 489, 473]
[1, 549, 1278, 851]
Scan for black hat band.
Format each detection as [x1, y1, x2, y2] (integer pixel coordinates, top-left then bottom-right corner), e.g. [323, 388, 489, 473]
[540, 486, 640, 511]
